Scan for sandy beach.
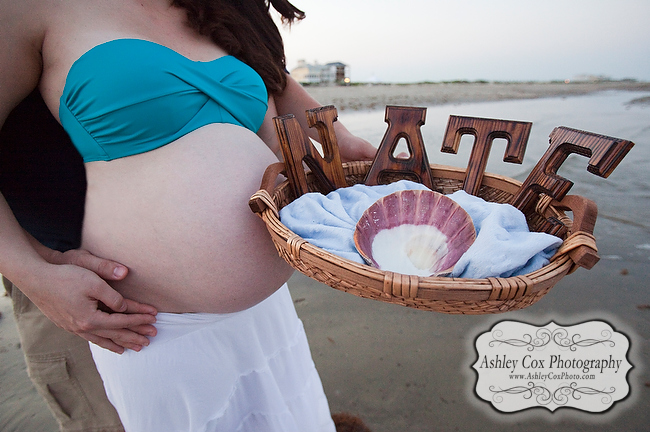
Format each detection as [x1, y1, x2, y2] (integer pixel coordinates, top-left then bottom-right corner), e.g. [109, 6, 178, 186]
[2, 81, 649, 431]
[303, 80, 650, 111]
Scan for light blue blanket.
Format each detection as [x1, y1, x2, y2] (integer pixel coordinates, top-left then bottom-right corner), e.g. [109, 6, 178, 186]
[279, 180, 562, 279]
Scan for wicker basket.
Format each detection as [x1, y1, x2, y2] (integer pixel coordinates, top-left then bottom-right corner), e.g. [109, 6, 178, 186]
[249, 107, 634, 315]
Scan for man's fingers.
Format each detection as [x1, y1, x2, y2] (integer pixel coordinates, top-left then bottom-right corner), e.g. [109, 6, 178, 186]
[93, 283, 128, 313]
[126, 323, 158, 338]
[91, 281, 157, 317]
[123, 298, 158, 316]
[80, 317, 157, 353]
[80, 251, 128, 281]
[98, 310, 157, 330]
[90, 327, 153, 352]
[84, 333, 126, 355]
[63, 249, 128, 281]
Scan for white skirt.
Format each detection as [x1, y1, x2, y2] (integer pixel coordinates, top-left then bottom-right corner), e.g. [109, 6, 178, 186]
[90, 284, 335, 432]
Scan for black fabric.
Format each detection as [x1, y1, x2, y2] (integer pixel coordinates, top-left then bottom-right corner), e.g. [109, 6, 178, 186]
[0, 90, 86, 252]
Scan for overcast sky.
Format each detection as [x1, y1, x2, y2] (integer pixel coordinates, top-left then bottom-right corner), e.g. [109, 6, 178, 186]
[278, 0, 650, 83]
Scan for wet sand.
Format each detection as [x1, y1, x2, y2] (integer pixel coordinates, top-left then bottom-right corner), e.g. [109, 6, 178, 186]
[2, 81, 649, 431]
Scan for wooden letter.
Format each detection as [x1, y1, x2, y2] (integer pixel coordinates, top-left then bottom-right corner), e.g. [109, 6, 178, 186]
[364, 106, 435, 189]
[441, 115, 532, 196]
[511, 126, 634, 215]
[273, 106, 347, 197]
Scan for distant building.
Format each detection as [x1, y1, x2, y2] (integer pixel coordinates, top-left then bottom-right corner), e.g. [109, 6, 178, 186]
[290, 60, 350, 85]
[571, 74, 612, 82]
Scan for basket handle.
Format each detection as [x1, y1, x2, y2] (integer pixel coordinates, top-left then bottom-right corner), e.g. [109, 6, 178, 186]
[273, 106, 347, 198]
[249, 162, 286, 216]
[364, 106, 435, 189]
[541, 194, 600, 269]
[440, 115, 532, 196]
[511, 126, 634, 215]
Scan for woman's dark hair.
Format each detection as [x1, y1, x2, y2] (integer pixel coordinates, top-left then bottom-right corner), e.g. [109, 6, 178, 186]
[172, 0, 305, 94]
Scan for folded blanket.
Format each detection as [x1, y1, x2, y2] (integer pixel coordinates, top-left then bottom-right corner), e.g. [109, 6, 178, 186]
[447, 190, 563, 278]
[279, 181, 562, 279]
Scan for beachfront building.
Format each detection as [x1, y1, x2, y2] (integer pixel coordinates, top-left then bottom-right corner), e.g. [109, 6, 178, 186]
[290, 60, 350, 85]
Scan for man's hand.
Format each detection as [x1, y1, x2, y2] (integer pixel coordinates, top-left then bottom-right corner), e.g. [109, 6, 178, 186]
[26, 247, 157, 354]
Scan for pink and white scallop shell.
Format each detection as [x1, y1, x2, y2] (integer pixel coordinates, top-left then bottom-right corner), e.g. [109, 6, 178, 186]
[354, 190, 476, 276]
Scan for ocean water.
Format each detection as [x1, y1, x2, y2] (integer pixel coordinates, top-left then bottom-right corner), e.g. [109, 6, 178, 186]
[288, 90, 650, 431]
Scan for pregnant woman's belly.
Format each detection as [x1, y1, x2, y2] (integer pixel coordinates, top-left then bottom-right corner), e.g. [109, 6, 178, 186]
[81, 124, 292, 313]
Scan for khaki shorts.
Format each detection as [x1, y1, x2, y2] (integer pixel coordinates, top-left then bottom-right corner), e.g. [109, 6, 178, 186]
[4, 277, 124, 432]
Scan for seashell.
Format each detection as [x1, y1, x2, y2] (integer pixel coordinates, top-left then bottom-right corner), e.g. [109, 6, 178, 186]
[354, 190, 476, 276]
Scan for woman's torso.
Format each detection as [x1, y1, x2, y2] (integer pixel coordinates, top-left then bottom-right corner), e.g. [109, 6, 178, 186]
[36, 1, 293, 312]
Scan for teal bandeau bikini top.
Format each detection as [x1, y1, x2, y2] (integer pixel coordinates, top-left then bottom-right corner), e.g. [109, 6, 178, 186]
[59, 39, 268, 162]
